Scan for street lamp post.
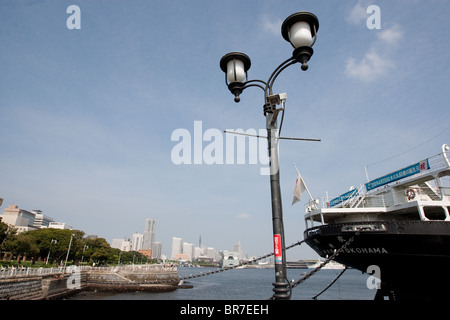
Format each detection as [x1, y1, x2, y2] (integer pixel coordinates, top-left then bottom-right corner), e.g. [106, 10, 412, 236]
[220, 12, 319, 300]
[63, 233, 75, 272]
[45, 239, 57, 265]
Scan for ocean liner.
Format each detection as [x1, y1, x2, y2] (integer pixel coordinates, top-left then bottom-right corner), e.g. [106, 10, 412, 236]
[303, 144, 450, 300]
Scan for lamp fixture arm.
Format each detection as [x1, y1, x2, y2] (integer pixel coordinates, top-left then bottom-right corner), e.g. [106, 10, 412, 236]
[264, 57, 296, 99]
[242, 81, 267, 92]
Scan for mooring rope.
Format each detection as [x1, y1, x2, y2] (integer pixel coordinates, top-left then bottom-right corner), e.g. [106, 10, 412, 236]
[312, 266, 348, 300]
[179, 231, 359, 301]
[268, 232, 359, 300]
[179, 239, 306, 281]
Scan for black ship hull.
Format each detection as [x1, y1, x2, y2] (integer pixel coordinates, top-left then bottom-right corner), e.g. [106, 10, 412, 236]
[304, 220, 450, 300]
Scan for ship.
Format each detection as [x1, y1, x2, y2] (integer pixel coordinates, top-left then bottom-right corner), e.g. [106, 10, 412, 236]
[303, 144, 450, 300]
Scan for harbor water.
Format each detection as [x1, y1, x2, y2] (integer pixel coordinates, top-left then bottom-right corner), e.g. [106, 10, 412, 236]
[69, 267, 376, 300]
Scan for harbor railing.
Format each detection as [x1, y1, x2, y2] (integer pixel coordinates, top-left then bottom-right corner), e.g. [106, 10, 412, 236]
[0, 264, 177, 279]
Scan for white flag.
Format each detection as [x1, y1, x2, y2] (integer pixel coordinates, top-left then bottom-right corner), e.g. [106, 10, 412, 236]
[292, 173, 306, 205]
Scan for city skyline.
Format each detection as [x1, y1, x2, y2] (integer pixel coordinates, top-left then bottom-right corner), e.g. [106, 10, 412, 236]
[1, 1, 449, 260]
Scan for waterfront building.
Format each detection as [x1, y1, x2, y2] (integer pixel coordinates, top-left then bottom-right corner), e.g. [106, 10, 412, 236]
[175, 253, 189, 262]
[183, 242, 194, 261]
[132, 232, 143, 251]
[0, 204, 73, 233]
[233, 241, 244, 261]
[32, 210, 54, 228]
[194, 246, 204, 259]
[171, 237, 183, 260]
[0, 204, 37, 233]
[220, 250, 240, 267]
[49, 222, 73, 230]
[205, 247, 218, 261]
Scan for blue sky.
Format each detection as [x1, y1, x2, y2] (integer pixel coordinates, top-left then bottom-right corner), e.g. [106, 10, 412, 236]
[1, 0, 449, 260]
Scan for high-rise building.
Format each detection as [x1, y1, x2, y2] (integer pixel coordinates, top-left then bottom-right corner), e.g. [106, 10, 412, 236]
[171, 237, 183, 260]
[132, 232, 143, 251]
[233, 241, 244, 261]
[151, 242, 162, 259]
[143, 218, 156, 250]
[183, 242, 194, 261]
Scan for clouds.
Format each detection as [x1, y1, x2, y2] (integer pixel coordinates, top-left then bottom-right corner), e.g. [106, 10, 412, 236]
[346, 0, 368, 25]
[260, 15, 282, 36]
[377, 24, 403, 44]
[236, 213, 251, 220]
[345, 49, 394, 81]
[344, 2, 404, 82]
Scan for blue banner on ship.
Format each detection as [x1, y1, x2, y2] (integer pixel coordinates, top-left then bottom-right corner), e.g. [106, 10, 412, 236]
[365, 159, 430, 191]
[329, 188, 359, 207]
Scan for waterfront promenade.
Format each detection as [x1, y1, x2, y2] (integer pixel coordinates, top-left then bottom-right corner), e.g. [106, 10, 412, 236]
[0, 264, 179, 300]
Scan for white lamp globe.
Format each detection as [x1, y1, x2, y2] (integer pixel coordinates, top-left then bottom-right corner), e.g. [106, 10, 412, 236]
[227, 59, 245, 83]
[289, 21, 313, 48]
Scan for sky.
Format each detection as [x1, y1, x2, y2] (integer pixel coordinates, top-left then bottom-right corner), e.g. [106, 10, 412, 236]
[1, 0, 449, 260]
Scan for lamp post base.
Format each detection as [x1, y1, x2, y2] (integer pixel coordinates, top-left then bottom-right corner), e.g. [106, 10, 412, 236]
[272, 280, 291, 300]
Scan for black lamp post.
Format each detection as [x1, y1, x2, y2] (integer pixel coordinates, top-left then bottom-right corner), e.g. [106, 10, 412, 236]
[220, 12, 319, 300]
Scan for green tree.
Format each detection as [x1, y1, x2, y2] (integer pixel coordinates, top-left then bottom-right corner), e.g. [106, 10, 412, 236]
[0, 217, 16, 251]
[84, 237, 113, 265]
[3, 233, 39, 259]
[24, 228, 84, 263]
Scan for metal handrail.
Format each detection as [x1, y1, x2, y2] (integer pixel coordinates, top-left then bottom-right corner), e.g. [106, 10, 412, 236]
[0, 264, 177, 279]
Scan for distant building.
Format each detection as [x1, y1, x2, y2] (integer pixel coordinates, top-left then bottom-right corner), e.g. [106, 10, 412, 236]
[32, 210, 54, 228]
[194, 246, 204, 259]
[205, 247, 218, 261]
[175, 253, 189, 261]
[171, 237, 183, 260]
[111, 238, 123, 249]
[132, 232, 143, 251]
[0, 205, 37, 233]
[183, 242, 194, 261]
[220, 250, 240, 267]
[139, 249, 152, 259]
[0, 204, 73, 233]
[151, 241, 162, 259]
[49, 222, 73, 230]
[233, 241, 244, 261]
[111, 238, 131, 251]
[143, 218, 156, 250]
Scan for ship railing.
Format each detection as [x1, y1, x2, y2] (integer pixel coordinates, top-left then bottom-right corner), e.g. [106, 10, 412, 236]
[317, 185, 450, 211]
[317, 148, 450, 210]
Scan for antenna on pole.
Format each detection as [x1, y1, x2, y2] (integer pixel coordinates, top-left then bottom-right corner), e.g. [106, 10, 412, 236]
[223, 130, 321, 142]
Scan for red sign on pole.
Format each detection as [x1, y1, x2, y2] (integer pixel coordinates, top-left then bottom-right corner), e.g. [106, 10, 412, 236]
[273, 234, 282, 264]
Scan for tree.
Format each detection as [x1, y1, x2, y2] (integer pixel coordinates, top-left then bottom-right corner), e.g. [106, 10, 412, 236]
[1, 218, 17, 258]
[84, 237, 112, 265]
[3, 233, 39, 260]
[23, 228, 85, 263]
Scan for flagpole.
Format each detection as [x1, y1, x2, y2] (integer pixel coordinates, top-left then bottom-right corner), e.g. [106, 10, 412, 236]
[292, 163, 314, 201]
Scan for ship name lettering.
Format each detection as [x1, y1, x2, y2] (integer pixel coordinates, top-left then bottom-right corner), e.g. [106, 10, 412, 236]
[323, 247, 388, 254]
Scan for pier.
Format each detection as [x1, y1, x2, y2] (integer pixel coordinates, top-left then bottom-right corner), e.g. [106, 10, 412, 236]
[0, 264, 179, 300]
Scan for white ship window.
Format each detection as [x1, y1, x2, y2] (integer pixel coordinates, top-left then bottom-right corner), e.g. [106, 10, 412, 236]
[423, 206, 447, 220]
